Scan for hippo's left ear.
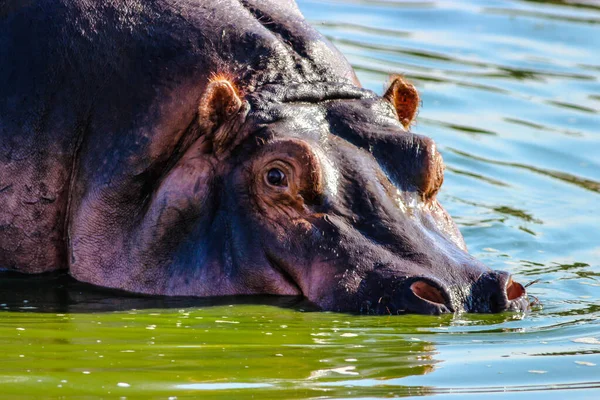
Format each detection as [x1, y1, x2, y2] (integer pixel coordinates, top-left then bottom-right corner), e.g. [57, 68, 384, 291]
[198, 79, 243, 148]
[384, 76, 420, 130]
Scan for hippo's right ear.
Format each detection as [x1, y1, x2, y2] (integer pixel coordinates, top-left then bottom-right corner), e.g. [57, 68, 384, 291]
[384, 76, 420, 130]
[198, 79, 243, 148]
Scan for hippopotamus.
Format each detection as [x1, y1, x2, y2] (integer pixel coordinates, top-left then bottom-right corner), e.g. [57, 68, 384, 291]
[0, 0, 528, 314]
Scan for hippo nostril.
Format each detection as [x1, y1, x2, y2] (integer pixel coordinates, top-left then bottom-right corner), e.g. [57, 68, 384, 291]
[410, 280, 446, 305]
[506, 278, 525, 301]
[470, 271, 529, 313]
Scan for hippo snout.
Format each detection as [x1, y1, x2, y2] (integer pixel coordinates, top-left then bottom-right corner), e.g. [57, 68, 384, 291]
[404, 273, 528, 315]
[359, 270, 528, 315]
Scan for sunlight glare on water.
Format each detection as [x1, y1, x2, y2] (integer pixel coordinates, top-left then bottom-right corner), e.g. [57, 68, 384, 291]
[1, 0, 599, 398]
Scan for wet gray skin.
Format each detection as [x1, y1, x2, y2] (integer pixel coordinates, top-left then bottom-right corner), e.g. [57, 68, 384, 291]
[0, 0, 528, 314]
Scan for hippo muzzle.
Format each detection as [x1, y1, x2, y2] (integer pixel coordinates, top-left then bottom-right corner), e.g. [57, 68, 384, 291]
[357, 271, 528, 315]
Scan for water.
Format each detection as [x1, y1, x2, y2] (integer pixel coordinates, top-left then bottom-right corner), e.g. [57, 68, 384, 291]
[1, 0, 599, 398]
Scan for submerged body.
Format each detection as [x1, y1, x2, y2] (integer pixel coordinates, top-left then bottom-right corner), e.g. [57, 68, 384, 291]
[0, 0, 527, 314]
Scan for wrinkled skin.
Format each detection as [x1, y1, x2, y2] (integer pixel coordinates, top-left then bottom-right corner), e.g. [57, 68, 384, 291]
[0, 0, 528, 314]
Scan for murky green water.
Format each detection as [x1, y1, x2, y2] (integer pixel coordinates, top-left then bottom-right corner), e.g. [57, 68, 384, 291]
[2, 0, 599, 398]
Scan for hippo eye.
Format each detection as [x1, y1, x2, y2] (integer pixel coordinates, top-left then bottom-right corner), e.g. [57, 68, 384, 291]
[266, 168, 287, 187]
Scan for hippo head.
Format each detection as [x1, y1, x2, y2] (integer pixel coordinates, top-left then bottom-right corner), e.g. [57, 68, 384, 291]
[71, 75, 527, 315]
[132, 76, 526, 315]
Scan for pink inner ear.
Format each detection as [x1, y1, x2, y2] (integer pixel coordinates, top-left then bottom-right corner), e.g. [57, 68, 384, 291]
[384, 76, 420, 130]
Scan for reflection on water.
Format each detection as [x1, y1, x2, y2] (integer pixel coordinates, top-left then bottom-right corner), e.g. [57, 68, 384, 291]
[1, 0, 599, 398]
[0, 278, 440, 399]
[0, 271, 313, 313]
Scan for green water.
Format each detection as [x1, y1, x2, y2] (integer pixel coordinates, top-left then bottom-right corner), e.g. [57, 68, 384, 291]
[2, 0, 600, 398]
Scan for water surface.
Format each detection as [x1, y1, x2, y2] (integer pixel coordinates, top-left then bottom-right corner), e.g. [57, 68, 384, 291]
[1, 0, 599, 398]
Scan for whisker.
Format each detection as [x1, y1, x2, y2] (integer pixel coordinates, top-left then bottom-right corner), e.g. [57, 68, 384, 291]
[529, 295, 541, 308]
[524, 279, 541, 288]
